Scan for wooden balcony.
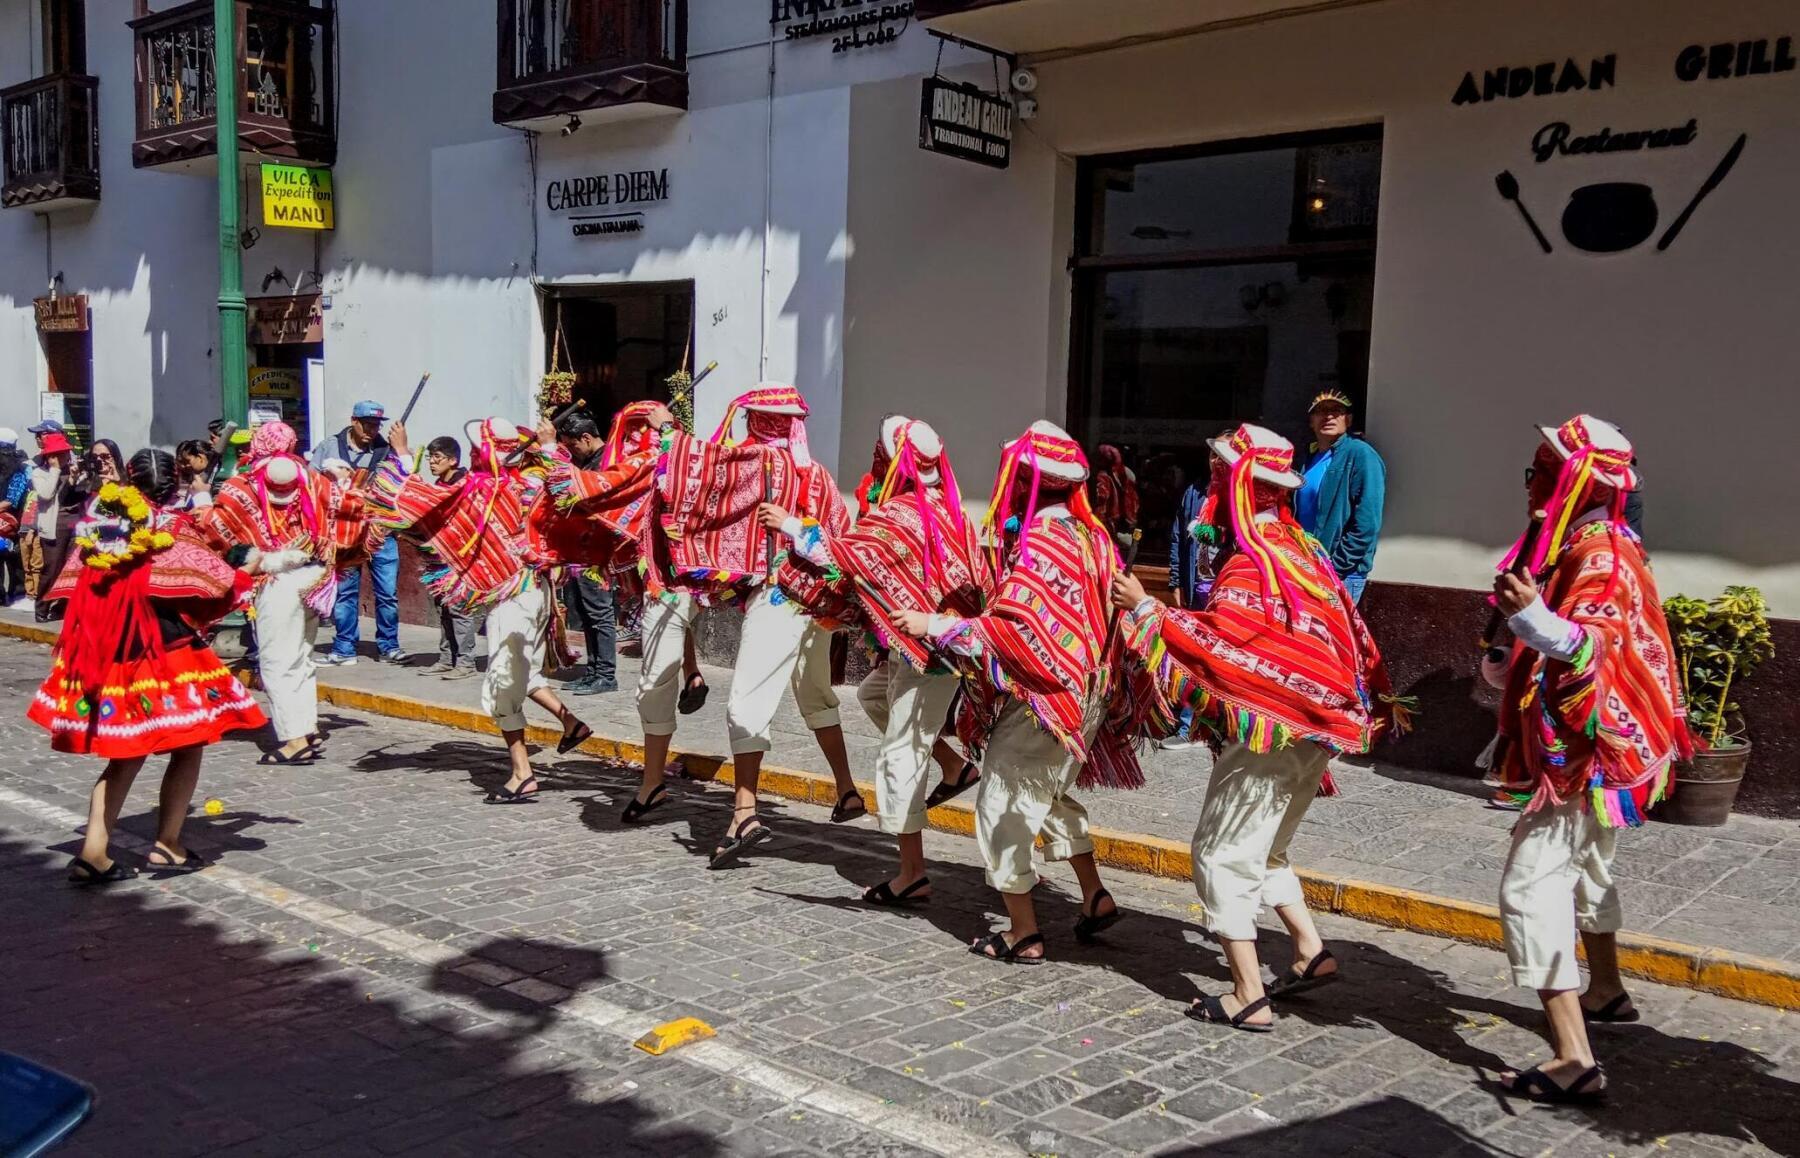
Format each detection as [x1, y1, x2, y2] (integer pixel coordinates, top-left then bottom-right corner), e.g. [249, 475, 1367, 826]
[494, 0, 687, 130]
[2, 73, 100, 211]
[129, 0, 335, 172]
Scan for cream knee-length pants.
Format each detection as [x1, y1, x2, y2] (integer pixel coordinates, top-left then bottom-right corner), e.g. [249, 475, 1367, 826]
[637, 591, 695, 737]
[975, 696, 1104, 894]
[481, 582, 551, 732]
[1499, 795, 1623, 992]
[857, 659, 960, 835]
[725, 587, 839, 756]
[1190, 739, 1332, 941]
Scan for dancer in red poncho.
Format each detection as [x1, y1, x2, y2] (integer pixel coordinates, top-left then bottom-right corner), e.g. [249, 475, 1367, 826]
[1112, 423, 1403, 1032]
[1486, 415, 1685, 1105]
[632, 386, 862, 868]
[195, 422, 367, 764]
[892, 421, 1149, 964]
[760, 415, 995, 905]
[376, 418, 593, 803]
[31, 449, 264, 884]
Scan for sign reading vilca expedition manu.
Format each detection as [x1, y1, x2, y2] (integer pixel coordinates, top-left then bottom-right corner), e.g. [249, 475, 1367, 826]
[919, 78, 1012, 170]
[771, 0, 913, 53]
[260, 163, 334, 229]
[547, 167, 670, 238]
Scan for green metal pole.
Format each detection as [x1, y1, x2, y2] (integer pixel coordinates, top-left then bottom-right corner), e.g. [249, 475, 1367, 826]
[215, 0, 248, 476]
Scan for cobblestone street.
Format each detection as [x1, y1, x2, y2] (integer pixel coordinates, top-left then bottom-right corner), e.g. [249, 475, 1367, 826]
[1, 638, 1794, 1157]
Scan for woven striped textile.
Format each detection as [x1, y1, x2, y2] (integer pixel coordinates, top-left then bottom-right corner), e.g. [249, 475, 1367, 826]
[1495, 522, 1687, 827]
[653, 429, 801, 597]
[941, 514, 1146, 789]
[1125, 517, 1396, 756]
[535, 451, 658, 578]
[367, 460, 538, 614]
[826, 486, 994, 672]
[774, 461, 851, 619]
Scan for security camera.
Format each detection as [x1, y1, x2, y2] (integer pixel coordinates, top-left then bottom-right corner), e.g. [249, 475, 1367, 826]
[560, 115, 582, 137]
[1017, 97, 1039, 121]
[1010, 67, 1038, 94]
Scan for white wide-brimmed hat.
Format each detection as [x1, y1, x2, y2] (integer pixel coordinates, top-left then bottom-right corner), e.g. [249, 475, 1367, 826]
[1536, 415, 1639, 490]
[882, 415, 943, 485]
[262, 456, 304, 505]
[1208, 423, 1303, 489]
[465, 417, 528, 450]
[1003, 420, 1088, 483]
[737, 383, 809, 416]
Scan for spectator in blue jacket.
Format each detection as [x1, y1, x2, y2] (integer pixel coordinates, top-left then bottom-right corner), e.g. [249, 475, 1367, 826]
[1167, 466, 1221, 608]
[1296, 390, 1385, 603]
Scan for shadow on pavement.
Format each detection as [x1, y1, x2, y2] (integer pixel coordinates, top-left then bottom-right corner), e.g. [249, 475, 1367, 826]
[0, 829, 726, 1156]
[1165, 1095, 1503, 1155]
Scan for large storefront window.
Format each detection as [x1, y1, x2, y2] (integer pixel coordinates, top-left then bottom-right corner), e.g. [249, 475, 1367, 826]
[1070, 127, 1381, 555]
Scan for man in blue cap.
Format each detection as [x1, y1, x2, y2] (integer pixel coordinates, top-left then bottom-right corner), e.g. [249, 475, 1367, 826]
[311, 399, 402, 664]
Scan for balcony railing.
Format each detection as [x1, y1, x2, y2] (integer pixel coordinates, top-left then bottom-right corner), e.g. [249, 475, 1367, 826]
[2, 73, 100, 210]
[494, 0, 687, 128]
[130, 0, 335, 169]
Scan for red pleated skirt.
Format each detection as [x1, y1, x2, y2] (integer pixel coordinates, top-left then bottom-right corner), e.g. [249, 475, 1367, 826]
[29, 640, 266, 759]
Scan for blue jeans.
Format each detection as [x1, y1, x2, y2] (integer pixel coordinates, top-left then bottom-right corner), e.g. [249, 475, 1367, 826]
[332, 535, 400, 657]
[1343, 573, 1367, 604]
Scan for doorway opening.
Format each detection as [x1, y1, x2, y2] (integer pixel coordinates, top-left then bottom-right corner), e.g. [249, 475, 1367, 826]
[538, 281, 695, 422]
[1069, 125, 1383, 555]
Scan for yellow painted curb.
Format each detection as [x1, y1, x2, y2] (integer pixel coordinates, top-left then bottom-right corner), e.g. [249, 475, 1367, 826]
[4, 614, 1794, 1011]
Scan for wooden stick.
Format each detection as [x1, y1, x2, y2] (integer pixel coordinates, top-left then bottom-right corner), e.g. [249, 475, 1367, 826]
[397, 372, 431, 426]
[503, 399, 586, 467]
[1479, 513, 1544, 657]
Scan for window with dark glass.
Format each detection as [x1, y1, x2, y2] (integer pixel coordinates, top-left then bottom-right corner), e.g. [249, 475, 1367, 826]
[1069, 126, 1381, 556]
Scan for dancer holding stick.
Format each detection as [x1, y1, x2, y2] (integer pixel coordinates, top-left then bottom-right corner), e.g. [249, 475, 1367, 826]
[1483, 416, 1683, 1104]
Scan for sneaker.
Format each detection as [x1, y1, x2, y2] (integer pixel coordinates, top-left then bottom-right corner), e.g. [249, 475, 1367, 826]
[378, 649, 408, 664]
[443, 666, 478, 681]
[1155, 736, 1200, 751]
[319, 653, 358, 667]
[572, 678, 617, 696]
[424, 661, 454, 675]
[563, 674, 598, 695]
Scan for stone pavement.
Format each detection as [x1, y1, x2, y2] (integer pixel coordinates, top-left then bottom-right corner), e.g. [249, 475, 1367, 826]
[0, 639, 1796, 1156]
[27, 598, 1784, 969]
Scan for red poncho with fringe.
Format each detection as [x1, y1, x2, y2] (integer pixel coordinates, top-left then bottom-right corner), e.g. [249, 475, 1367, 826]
[366, 459, 542, 614]
[535, 450, 658, 578]
[779, 482, 995, 666]
[651, 429, 801, 599]
[934, 513, 1148, 790]
[1494, 522, 1686, 827]
[1123, 517, 1399, 756]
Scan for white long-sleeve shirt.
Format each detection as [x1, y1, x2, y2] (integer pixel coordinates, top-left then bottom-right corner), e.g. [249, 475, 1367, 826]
[29, 462, 63, 538]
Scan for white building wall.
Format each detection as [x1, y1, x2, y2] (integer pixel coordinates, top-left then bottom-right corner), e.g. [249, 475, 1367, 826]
[3, 0, 1795, 617]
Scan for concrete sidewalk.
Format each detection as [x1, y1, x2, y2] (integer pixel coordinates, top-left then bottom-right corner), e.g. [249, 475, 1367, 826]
[5, 602, 1796, 1008]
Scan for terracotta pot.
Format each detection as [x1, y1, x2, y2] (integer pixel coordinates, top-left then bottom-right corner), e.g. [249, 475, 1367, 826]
[1656, 739, 1751, 827]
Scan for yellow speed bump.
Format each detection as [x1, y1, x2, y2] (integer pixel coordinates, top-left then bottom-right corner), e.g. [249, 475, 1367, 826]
[634, 1017, 716, 1056]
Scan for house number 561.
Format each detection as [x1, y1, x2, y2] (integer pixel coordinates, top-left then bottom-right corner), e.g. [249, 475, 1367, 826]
[712, 307, 728, 326]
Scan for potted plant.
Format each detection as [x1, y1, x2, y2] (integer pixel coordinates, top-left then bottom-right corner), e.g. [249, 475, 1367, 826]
[1659, 586, 1774, 825]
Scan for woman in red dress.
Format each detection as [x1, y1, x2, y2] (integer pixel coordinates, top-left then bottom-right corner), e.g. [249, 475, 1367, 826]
[29, 449, 265, 885]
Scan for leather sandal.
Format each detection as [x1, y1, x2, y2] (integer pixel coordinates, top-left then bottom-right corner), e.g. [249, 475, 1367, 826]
[1073, 888, 1122, 944]
[830, 790, 867, 824]
[1501, 1064, 1607, 1105]
[708, 814, 771, 870]
[863, 877, 931, 907]
[1581, 993, 1640, 1024]
[485, 776, 540, 804]
[925, 762, 980, 808]
[621, 783, 669, 824]
[1186, 994, 1275, 1033]
[969, 930, 1046, 965]
[68, 858, 138, 886]
[1267, 949, 1340, 999]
